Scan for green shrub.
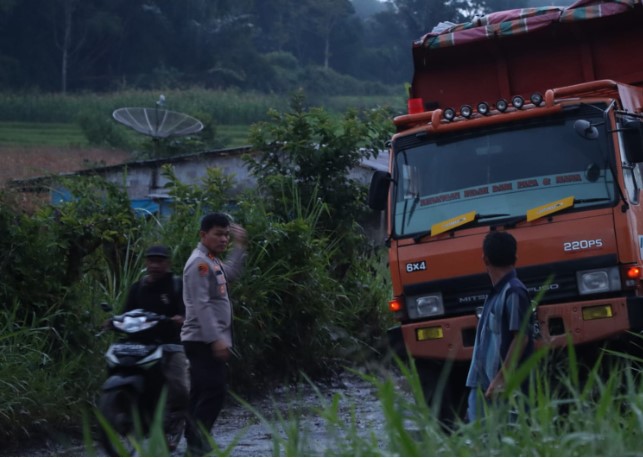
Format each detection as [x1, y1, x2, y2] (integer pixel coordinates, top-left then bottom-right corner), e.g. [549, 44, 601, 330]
[76, 109, 133, 149]
[230, 183, 343, 384]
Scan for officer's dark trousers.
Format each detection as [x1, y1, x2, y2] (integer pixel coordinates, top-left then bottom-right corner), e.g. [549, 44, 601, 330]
[183, 341, 227, 455]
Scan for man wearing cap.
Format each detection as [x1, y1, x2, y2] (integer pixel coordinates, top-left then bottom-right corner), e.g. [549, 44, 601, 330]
[181, 213, 247, 455]
[123, 244, 189, 451]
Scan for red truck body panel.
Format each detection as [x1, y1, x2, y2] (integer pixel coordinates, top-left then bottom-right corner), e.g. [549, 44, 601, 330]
[410, 1, 643, 111]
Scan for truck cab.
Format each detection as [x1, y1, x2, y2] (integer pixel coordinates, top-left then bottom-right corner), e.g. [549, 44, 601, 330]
[369, 0, 643, 426]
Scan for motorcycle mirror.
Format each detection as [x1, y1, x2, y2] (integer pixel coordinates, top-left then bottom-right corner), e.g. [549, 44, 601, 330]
[100, 302, 113, 312]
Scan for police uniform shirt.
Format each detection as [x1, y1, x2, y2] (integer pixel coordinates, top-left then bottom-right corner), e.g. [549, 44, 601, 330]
[181, 241, 246, 347]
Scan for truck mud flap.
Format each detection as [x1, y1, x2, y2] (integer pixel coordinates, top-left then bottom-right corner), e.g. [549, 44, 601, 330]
[627, 296, 643, 330]
[386, 325, 408, 361]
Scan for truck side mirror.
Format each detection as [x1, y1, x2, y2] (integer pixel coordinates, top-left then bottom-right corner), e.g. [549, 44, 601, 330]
[368, 171, 391, 211]
[621, 118, 643, 163]
[574, 119, 599, 140]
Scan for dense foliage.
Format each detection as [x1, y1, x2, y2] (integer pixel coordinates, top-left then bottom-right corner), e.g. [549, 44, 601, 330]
[0, 0, 566, 94]
[0, 99, 393, 448]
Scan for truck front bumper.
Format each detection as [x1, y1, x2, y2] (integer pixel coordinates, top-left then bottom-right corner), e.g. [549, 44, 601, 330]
[400, 295, 643, 362]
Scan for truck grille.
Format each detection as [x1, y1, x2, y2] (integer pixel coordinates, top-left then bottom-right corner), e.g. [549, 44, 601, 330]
[403, 254, 618, 318]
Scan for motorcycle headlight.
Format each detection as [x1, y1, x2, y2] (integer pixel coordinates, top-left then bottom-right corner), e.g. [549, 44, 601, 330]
[577, 267, 621, 295]
[113, 316, 156, 333]
[407, 293, 444, 319]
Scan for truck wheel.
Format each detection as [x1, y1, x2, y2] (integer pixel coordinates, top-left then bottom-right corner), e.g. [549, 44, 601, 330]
[97, 389, 139, 456]
[415, 359, 468, 431]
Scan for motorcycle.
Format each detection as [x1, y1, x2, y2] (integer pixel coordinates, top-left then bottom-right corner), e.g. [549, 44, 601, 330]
[97, 308, 181, 456]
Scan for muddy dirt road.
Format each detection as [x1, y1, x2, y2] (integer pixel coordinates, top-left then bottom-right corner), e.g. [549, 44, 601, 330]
[13, 369, 412, 456]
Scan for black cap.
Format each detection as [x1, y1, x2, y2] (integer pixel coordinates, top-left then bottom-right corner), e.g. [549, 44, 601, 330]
[145, 245, 170, 258]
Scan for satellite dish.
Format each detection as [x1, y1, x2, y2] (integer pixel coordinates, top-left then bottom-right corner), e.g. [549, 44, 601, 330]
[113, 106, 204, 139]
[113, 95, 204, 140]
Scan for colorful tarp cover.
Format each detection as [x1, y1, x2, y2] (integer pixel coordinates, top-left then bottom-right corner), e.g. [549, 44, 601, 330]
[420, 0, 641, 49]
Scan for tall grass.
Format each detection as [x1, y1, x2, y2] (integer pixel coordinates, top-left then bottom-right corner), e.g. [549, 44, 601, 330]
[0, 298, 105, 449]
[260, 351, 643, 456]
[94, 234, 147, 308]
[88, 345, 643, 456]
[0, 89, 404, 125]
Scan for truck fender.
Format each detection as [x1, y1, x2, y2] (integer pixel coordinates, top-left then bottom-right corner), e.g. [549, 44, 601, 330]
[101, 374, 145, 393]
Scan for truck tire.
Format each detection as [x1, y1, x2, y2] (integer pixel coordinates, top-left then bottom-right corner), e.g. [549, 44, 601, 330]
[415, 359, 468, 431]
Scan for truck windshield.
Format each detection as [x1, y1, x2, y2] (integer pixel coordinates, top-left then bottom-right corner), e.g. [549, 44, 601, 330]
[392, 105, 617, 237]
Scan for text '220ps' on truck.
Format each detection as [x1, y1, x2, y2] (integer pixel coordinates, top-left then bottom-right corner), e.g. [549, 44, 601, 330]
[369, 0, 643, 426]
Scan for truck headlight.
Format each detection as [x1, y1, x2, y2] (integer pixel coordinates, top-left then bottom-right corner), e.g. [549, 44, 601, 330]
[407, 293, 444, 319]
[577, 267, 620, 295]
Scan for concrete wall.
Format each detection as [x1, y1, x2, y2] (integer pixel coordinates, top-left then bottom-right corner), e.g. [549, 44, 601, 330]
[11, 146, 389, 243]
[98, 147, 388, 201]
[98, 147, 256, 200]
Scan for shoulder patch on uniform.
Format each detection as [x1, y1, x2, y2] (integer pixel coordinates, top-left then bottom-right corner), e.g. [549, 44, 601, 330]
[197, 263, 209, 276]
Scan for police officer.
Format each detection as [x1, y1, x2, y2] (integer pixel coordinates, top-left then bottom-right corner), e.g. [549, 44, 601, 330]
[181, 212, 247, 455]
[123, 244, 189, 451]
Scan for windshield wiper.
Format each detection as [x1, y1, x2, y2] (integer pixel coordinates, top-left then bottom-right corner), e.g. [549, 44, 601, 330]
[406, 193, 420, 228]
[413, 212, 510, 242]
[574, 197, 612, 204]
[506, 196, 613, 228]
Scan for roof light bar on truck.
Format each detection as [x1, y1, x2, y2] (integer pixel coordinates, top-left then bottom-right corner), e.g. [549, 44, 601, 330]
[441, 93, 545, 122]
[512, 95, 525, 109]
[531, 92, 544, 106]
[477, 101, 490, 115]
[443, 107, 456, 121]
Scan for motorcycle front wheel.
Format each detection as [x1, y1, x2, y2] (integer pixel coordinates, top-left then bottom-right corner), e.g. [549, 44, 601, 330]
[97, 389, 140, 456]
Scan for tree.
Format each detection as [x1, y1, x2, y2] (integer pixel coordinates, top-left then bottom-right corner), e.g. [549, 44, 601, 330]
[52, 0, 80, 94]
[0, 0, 493, 92]
[471, 0, 531, 15]
[355, 7, 413, 84]
[47, 0, 132, 92]
[392, 0, 470, 40]
[304, 0, 354, 69]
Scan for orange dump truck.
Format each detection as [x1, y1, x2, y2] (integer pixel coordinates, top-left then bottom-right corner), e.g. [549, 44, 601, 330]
[368, 0, 643, 422]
